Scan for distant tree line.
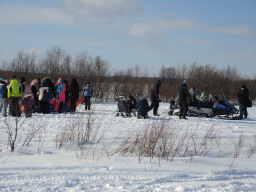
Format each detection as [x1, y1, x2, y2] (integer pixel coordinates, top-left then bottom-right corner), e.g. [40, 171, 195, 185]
[0, 46, 255, 103]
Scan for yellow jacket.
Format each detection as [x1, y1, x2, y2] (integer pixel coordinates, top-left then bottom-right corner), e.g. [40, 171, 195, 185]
[8, 79, 23, 98]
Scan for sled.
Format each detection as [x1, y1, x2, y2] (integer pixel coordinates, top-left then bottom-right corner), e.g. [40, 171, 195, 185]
[21, 97, 84, 112]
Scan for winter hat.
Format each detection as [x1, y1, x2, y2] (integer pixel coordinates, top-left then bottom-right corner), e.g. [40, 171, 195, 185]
[242, 84, 246, 88]
[87, 81, 90, 85]
[57, 78, 62, 85]
[183, 80, 187, 84]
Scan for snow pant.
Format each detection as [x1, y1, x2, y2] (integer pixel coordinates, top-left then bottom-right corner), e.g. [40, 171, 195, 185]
[70, 98, 77, 112]
[148, 100, 159, 115]
[63, 102, 68, 113]
[9, 97, 21, 117]
[84, 96, 91, 110]
[58, 102, 64, 113]
[40, 100, 47, 114]
[239, 103, 248, 118]
[179, 101, 188, 118]
[0, 98, 8, 117]
[131, 108, 137, 117]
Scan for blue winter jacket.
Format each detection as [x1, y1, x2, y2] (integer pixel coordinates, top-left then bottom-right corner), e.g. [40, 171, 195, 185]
[0, 83, 7, 99]
[83, 85, 93, 97]
[56, 84, 64, 99]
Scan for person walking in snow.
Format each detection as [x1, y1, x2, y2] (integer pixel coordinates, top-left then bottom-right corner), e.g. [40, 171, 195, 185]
[22, 85, 34, 117]
[69, 78, 80, 113]
[148, 80, 161, 116]
[83, 82, 93, 110]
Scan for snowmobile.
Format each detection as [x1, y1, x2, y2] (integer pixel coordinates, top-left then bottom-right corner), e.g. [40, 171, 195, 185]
[174, 95, 240, 120]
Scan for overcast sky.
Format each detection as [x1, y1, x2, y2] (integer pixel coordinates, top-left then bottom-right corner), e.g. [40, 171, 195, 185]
[0, 0, 255, 77]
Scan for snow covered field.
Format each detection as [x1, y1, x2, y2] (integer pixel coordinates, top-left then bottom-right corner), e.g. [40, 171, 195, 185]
[1, 102, 256, 192]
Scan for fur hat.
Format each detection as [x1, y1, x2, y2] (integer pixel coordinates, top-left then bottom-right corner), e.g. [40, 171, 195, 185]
[242, 84, 246, 88]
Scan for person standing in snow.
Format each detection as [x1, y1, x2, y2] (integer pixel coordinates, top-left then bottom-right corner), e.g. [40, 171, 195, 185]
[178, 80, 189, 119]
[62, 80, 69, 113]
[237, 84, 249, 119]
[8, 76, 23, 117]
[148, 80, 161, 116]
[30, 78, 40, 112]
[41, 77, 55, 113]
[20, 76, 26, 94]
[189, 86, 196, 102]
[22, 85, 34, 117]
[38, 81, 49, 114]
[55, 78, 66, 113]
[83, 82, 93, 110]
[69, 78, 80, 113]
[0, 78, 8, 117]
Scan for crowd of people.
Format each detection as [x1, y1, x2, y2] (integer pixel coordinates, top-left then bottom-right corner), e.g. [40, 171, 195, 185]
[0, 76, 251, 120]
[0, 76, 93, 118]
[116, 79, 251, 120]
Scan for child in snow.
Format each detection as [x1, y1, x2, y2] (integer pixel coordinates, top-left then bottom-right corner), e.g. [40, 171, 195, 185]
[22, 85, 34, 117]
[168, 97, 176, 116]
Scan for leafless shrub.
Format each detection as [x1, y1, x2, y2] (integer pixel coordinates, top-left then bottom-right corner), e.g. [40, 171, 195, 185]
[37, 129, 46, 155]
[228, 132, 244, 171]
[232, 132, 244, 159]
[247, 135, 256, 158]
[3, 116, 47, 153]
[189, 123, 220, 157]
[3, 116, 25, 152]
[113, 120, 220, 163]
[22, 124, 44, 146]
[55, 111, 103, 159]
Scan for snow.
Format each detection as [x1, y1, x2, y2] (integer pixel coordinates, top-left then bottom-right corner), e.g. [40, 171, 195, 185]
[1, 102, 256, 191]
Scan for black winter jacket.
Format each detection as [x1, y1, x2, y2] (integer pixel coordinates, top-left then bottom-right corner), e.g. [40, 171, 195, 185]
[69, 78, 80, 102]
[179, 83, 189, 102]
[150, 84, 160, 101]
[237, 88, 249, 105]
